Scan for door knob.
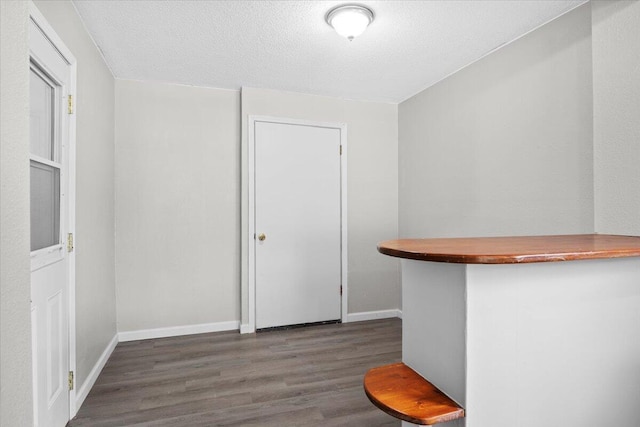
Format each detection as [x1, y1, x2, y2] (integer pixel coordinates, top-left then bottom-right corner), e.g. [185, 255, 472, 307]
[258, 233, 266, 241]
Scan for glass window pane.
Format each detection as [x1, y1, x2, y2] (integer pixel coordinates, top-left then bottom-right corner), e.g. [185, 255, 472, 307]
[30, 161, 60, 251]
[30, 69, 55, 160]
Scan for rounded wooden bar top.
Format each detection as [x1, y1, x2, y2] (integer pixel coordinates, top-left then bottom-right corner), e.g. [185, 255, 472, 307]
[378, 234, 640, 264]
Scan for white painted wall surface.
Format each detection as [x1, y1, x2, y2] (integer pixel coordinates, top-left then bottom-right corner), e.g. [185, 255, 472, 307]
[34, 0, 118, 391]
[593, 0, 640, 236]
[398, 4, 594, 239]
[0, 1, 33, 425]
[402, 260, 465, 427]
[466, 258, 640, 426]
[115, 80, 240, 332]
[240, 87, 400, 325]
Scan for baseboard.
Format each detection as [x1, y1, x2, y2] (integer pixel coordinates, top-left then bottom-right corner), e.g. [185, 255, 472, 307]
[240, 323, 254, 334]
[118, 320, 240, 342]
[74, 333, 118, 415]
[346, 309, 402, 323]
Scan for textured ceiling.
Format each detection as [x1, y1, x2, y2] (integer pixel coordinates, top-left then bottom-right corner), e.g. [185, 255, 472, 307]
[72, 0, 587, 103]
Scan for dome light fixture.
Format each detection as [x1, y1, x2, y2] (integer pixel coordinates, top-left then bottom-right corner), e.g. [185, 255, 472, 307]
[325, 4, 375, 41]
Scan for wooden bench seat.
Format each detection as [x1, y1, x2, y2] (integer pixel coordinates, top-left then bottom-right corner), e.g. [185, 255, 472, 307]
[364, 363, 465, 425]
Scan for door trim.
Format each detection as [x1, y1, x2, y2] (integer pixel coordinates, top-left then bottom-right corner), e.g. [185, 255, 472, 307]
[29, 2, 78, 418]
[246, 116, 347, 333]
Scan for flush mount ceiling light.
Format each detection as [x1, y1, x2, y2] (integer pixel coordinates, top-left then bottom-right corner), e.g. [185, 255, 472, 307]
[326, 4, 374, 41]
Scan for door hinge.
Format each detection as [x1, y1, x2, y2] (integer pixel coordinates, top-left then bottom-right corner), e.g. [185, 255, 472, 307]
[340, 285, 343, 296]
[68, 371, 74, 391]
[68, 94, 74, 114]
[339, 145, 342, 155]
[67, 233, 74, 253]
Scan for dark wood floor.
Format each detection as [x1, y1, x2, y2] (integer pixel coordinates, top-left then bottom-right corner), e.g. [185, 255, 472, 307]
[70, 318, 402, 426]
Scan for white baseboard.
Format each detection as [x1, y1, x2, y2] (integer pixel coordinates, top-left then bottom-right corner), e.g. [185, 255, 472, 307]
[240, 323, 254, 334]
[74, 333, 118, 415]
[346, 309, 402, 323]
[118, 320, 240, 342]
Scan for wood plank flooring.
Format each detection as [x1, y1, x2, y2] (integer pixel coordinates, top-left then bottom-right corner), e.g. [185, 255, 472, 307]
[69, 318, 401, 426]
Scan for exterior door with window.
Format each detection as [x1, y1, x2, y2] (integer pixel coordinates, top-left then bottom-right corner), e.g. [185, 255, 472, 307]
[29, 13, 74, 427]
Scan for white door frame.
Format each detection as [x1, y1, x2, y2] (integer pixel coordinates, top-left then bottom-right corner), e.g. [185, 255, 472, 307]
[246, 116, 347, 333]
[29, 2, 78, 418]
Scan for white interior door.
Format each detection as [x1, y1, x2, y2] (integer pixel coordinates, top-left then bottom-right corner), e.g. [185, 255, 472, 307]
[29, 14, 73, 427]
[255, 121, 342, 329]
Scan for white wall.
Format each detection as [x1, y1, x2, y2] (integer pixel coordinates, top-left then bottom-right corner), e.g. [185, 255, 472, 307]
[593, 0, 640, 236]
[115, 80, 240, 333]
[0, 1, 33, 425]
[240, 87, 400, 324]
[399, 4, 594, 238]
[34, 0, 118, 391]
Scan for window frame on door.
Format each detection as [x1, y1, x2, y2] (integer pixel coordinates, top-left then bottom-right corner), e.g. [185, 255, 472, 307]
[29, 62, 64, 269]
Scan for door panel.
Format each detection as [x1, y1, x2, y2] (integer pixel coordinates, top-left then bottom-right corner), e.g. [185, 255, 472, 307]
[46, 290, 63, 403]
[255, 122, 341, 329]
[32, 260, 68, 427]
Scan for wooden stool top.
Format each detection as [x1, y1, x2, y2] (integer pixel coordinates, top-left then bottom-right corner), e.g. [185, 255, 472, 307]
[364, 363, 465, 425]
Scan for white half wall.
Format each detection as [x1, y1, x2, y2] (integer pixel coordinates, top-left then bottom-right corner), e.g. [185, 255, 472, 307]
[466, 258, 640, 426]
[398, 4, 594, 239]
[115, 80, 240, 332]
[593, 0, 640, 236]
[240, 87, 400, 326]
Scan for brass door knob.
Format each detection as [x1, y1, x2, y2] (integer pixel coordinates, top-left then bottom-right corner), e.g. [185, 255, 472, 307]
[258, 233, 266, 241]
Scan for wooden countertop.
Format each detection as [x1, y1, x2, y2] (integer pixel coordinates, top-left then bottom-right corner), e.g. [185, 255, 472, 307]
[378, 234, 640, 264]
